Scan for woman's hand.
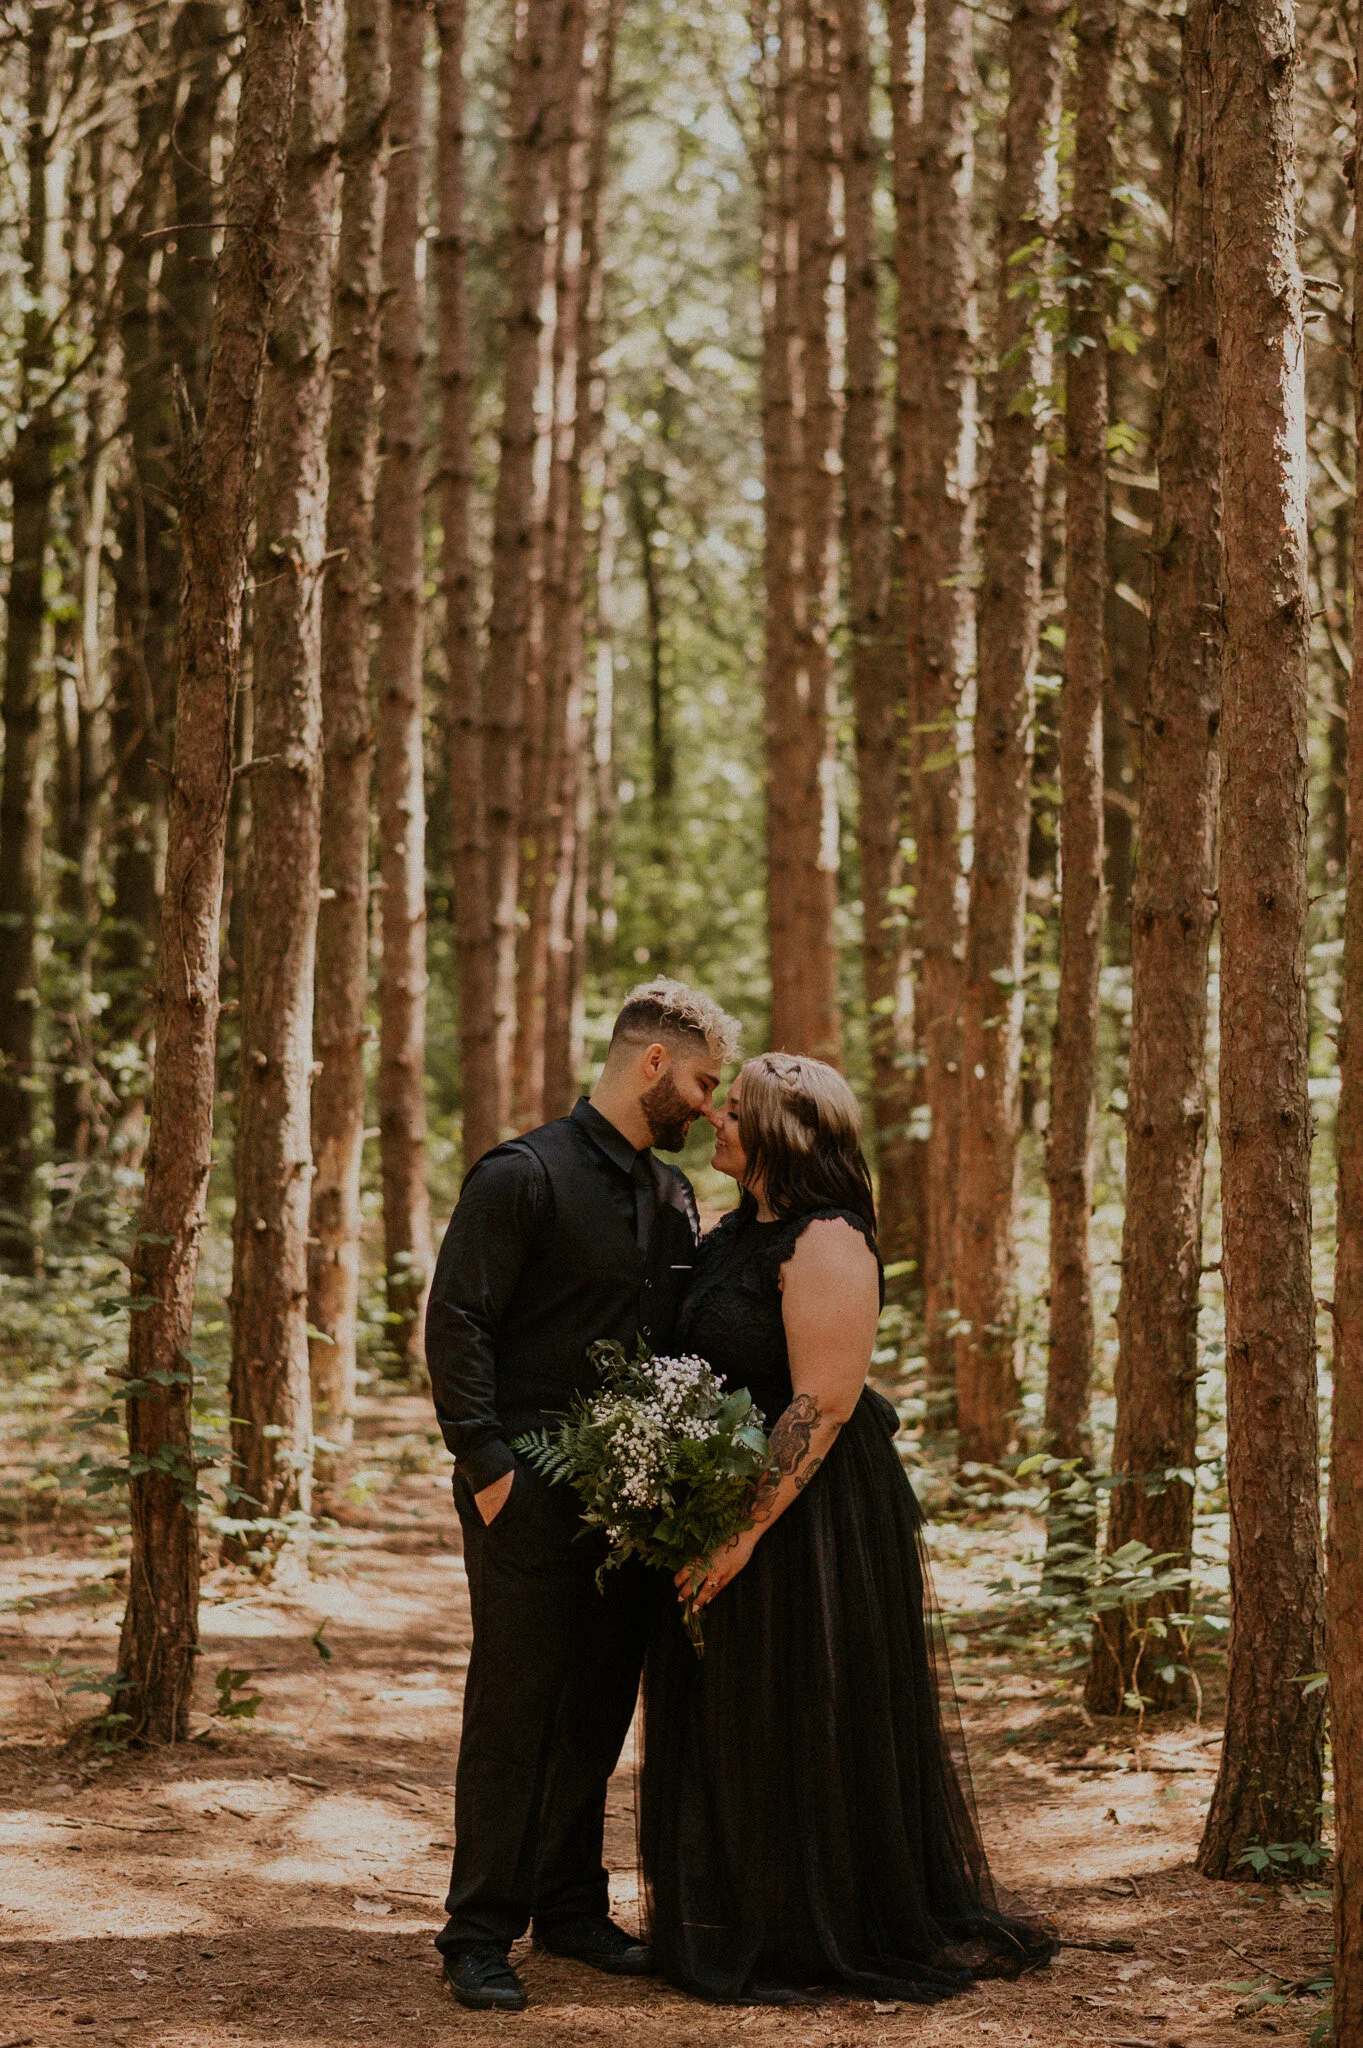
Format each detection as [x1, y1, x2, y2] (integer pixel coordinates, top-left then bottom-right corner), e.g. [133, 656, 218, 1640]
[676, 1527, 759, 1613]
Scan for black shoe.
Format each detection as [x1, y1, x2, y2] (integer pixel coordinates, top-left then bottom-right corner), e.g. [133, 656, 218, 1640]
[535, 1915, 652, 1976]
[443, 1944, 528, 2011]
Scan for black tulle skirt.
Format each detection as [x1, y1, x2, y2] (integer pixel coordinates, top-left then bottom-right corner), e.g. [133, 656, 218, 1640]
[638, 1390, 1055, 2005]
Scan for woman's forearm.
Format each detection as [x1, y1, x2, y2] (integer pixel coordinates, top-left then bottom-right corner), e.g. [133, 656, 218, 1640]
[746, 1391, 844, 1537]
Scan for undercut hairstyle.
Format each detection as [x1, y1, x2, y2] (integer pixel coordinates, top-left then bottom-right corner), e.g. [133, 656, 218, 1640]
[735, 1052, 877, 1236]
[606, 977, 741, 1068]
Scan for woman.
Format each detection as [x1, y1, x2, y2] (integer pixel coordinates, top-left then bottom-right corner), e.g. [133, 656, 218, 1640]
[639, 1051, 1054, 2006]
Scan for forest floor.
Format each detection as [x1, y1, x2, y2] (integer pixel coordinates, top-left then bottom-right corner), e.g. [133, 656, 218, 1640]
[0, 1392, 1333, 2048]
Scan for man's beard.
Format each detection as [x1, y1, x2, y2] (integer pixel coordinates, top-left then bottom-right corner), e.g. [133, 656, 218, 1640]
[639, 1071, 695, 1152]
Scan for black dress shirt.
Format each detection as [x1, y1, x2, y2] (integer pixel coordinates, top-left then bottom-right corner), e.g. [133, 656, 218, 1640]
[426, 1097, 700, 1493]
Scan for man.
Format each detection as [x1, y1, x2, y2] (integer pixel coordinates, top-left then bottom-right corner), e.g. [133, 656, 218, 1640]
[427, 978, 740, 2012]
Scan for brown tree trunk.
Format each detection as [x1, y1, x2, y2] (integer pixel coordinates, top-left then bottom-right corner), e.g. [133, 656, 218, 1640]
[375, 0, 433, 1367]
[166, 3, 230, 418]
[1196, 0, 1325, 1877]
[1042, 0, 1113, 1484]
[515, 0, 591, 1129]
[309, 0, 390, 1454]
[0, 10, 60, 1268]
[760, 0, 804, 1051]
[118, 0, 303, 1740]
[913, 0, 975, 1384]
[841, 0, 921, 1276]
[1331, 33, 1363, 2015]
[544, 0, 620, 1116]
[589, 444, 621, 985]
[952, 0, 1064, 1470]
[436, 0, 496, 1170]
[481, 0, 562, 1140]
[1085, 0, 1219, 1718]
[788, 0, 842, 1063]
[227, 0, 343, 1564]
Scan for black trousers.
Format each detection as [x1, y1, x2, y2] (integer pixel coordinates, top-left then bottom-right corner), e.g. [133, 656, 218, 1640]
[437, 1459, 658, 1953]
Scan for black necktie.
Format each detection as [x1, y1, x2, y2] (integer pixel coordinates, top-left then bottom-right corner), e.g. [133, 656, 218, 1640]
[631, 1151, 657, 1253]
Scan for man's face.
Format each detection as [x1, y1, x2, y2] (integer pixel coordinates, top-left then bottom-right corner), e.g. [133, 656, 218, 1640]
[639, 1046, 722, 1152]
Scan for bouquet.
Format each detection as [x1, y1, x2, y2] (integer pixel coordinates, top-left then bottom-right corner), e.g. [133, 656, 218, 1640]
[514, 1340, 769, 1649]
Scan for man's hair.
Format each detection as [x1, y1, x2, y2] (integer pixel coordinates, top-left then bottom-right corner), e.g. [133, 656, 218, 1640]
[607, 977, 741, 1067]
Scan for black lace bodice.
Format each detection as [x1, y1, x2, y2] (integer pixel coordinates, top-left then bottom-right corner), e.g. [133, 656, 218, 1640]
[675, 1204, 882, 1421]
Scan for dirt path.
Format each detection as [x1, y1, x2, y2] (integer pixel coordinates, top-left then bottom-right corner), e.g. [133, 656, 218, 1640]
[0, 1399, 1329, 2047]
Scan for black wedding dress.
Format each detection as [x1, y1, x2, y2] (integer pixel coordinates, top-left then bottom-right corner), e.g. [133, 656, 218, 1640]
[638, 1204, 1055, 2006]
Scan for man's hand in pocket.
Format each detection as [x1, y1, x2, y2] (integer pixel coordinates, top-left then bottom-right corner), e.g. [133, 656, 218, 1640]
[475, 1469, 515, 1526]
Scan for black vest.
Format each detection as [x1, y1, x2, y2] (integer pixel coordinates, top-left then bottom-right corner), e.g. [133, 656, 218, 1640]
[492, 1116, 699, 1435]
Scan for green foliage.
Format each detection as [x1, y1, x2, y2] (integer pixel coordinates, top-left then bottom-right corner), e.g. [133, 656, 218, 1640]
[212, 1666, 263, 1722]
[515, 1338, 769, 1647]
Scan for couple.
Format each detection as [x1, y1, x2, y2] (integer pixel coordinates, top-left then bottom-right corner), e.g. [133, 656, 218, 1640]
[426, 978, 1052, 2011]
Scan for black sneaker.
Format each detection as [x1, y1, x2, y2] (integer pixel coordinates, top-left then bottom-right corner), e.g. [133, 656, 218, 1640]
[442, 1943, 528, 2011]
[534, 1915, 652, 1976]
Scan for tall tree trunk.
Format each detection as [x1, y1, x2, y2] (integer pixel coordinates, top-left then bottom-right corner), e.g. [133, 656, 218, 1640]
[1196, 0, 1325, 1877]
[309, 0, 390, 1455]
[952, 0, 1064, 1470]
[913, 0, 976, 1384]
[481, 0, 562, 1141]
[436, 0, 497, 1171]
[0, 10, 60, 1268]
[1084, 0, 1219, 1718]
[227, 0, 343, 1564]
[761, 0, 804, 1051]
[544, 0, 620, 1116]
[841, 0, 921, 1276]
[788, 0, 842, 1062]
[589, 443, 620, 984]
[883, 0, 929, 1285]
[375, 0, 433, 1367]
[118, 0, 303, 1740]
[515, 0, 590, 1129]
[1330, 19, 1363, 2018]
[1042, 0, 1113, 1487]
[167, 2, 230, 418]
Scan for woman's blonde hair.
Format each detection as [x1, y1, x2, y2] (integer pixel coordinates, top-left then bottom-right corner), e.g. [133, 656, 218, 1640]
[735, 1052, 876, 1234]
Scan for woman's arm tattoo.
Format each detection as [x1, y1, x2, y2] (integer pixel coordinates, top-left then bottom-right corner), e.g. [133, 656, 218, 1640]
[749, 1394, 835, 1521]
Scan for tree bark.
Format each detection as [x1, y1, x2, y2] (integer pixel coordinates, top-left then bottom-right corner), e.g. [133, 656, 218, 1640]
[913, 0, 976, 1386]
[787, 0, 842, 1062]
[481, 0, 562, 1140]
[309, 0, 390, 1452]
[227, 0, 342, 1563]
[118, 0, 303, 1740]
[375, 0, 433, 1367]
[841, 0, 921, 1276]
[1042, 0, 1113, 1483]
[436, 0, 497, 1170]
[1330, 18, 1363, 2015]
[0, 9, 60, 1267]
[952, 0, 1064, 1470]
[1085, 0, 1219, 1718]
[1196, 0, 1325, 1877]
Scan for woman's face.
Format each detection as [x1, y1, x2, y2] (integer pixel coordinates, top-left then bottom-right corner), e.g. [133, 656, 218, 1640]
[709, 1079, 749, 1184]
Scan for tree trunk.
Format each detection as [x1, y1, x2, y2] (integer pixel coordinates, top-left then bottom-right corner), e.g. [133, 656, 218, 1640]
[166, 3, 230, 419]
[309, 0, 390, 1455]
[883, 0, 929, 1284]
[589, 443, 621, 985]
[1196, 0, 1325, 1876]
[436, 0, 497, 1171]
[375, 0, 433, 1368]
[481, 0, 562, 1140]
[515, 0, 591, 1129]
[760, 0, 803, 1051]
[544, 0, 620, 1116]
[952, 0, 1064, 1470]
[0, 10, 60, 1268]
[913, 0, 976, 1385]
[841, 0, 921, 1277]
[118, 0, 303, 1740]
[1042, 0, 1113, 1485]
[227, 0, 343, 1564]
[788, 0, 842, 1063]
[1085, 0, 1219, 1718]
[1331, 35, 1363, 2015]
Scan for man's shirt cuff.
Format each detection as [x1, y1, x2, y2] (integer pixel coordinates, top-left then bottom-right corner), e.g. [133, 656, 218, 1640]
[456, 1437, 517, 1494]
